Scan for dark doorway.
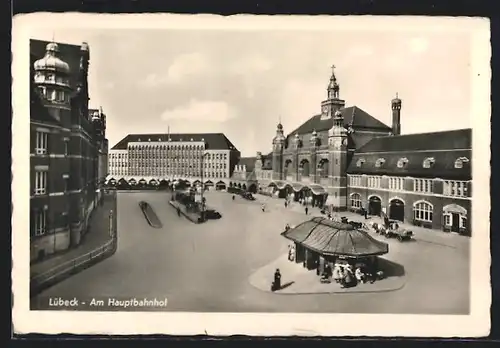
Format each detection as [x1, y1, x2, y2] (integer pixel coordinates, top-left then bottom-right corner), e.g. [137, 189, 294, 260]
[389, 199, 405, 222]
[451, 213, 460, 232]
[248, 184, 257, 193]
[368, 196, 382, 216]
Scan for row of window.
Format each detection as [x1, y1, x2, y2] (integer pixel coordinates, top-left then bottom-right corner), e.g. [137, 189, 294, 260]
[34, 72, 70, 86]
[37, 87, 70, 103]
[349, 194, 467, 227]
[125, 153, 228, 161]
[348, 175, 469, 198]
[126, 171, 227, 179]
[356, 156, 469, 169]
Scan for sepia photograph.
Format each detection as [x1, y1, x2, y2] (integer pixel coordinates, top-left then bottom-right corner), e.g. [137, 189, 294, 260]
[12, 14, 491, 337]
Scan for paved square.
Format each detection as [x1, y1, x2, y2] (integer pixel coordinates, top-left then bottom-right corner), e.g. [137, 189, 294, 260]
[32, 190, 469, 314]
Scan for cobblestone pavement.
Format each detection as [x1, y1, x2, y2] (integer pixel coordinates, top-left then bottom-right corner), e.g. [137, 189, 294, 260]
[31, 190, 469, 314]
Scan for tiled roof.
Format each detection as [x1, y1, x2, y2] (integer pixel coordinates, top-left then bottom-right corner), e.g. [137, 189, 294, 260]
[30, 39, 83, 91]
[281, 217, 389, 257]
[262, 151, 273, 170]
[347, 129, 472, 180]
[287, 106, 391, 137]
[110, 133, 239, 151]
[238, 157, 256, 172]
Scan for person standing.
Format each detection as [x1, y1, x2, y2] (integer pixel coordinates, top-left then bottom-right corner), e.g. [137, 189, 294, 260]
[284, 200, 288, 208]
[273, 268, 282, 291]
[305, 206, 309, 215]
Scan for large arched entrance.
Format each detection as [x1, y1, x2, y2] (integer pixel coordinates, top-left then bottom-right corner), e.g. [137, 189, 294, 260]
[389, 198, 405, 222]
[368, 196, 382, 216]
[215, 181, 226, 190]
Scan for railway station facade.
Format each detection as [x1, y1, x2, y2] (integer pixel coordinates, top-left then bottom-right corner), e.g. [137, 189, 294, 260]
[246, 66, 472, 235]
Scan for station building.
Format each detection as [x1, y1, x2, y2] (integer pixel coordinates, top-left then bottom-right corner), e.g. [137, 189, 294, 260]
[30, 39, 109, 261]
[108, 133, 241, 189]
[247, 66, 472, 235]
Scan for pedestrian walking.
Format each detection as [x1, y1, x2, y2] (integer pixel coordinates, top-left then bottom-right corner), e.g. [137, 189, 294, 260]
[262, 203, 266, 212]
[284, 201, 288, 208]
[177, 206, 181, 217]
[305, 206, 309, 215]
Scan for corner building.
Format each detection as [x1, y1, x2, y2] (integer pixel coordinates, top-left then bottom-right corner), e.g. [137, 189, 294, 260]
[259, 66, 472, 235]
[30, 39, 108, 261]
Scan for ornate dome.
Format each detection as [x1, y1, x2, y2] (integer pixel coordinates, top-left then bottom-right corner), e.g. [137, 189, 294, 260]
[34, 43, 70, 74]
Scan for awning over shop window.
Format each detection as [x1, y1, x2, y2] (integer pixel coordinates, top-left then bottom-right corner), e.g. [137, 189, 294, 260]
[309, 184, 326, 195]
[443, 204, 467, 215]
[291, 183, 304, 192]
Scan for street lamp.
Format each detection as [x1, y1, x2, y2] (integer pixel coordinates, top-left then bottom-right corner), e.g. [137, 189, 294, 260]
[200, 151, 209, 214]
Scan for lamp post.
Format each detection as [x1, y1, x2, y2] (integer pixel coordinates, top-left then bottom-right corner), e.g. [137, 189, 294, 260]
[200, 151, 209, 214]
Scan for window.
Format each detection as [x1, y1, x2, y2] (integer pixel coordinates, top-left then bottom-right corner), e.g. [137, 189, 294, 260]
[414, 178, 433, 193]
[422, 157, 435, 169]
[414, 201, 433, 222]
[375, 158, 385, 168]
[443, 180, 468, 197]
[350, 193, 363, 208]
[349, 175, 362, 187]
[389, 177, 404, 191]
[444, 214, 451, 226]
[35, 131, 48, 154]
[367, 176, 381, 188]
[35, 171, 47, 195]
[64, 140, 68, 156]
[356, 158, 365, 167]
[461, 216, 467, 228]
[34, 210, 47, 236]
[454, 157, 470, 169]
[397, 157, 408, 168]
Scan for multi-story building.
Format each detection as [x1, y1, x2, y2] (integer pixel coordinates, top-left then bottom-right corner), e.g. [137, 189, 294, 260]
[30, 39, 108, 261]
[249, 65, 472, 235]
[108, 133, 240, 189]
[229, 152, 273, 192]
[346, 129, 471, 234]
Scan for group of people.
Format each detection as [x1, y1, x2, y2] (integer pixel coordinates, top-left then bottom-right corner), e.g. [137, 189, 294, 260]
[321, 262, 384, 287]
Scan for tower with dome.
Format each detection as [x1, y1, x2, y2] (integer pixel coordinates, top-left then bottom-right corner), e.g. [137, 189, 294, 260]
[29, 39, 109, 262]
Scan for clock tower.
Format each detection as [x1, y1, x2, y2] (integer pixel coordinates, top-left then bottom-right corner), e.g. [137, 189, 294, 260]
[327, 109, 348, 211]
[321, 65, 346, 120]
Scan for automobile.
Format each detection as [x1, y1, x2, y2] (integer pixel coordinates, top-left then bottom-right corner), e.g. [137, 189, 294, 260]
[204, 209, 222, 220]
[241, 192, 256, 200]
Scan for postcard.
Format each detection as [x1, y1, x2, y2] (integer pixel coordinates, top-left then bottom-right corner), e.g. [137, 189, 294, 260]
[12, 13, 491, 337]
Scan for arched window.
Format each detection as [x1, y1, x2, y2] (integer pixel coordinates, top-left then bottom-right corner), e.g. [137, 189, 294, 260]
[397, 157, 408, 168]
[356, 158, 365, 167]
[413, 201, 433, 222]
[375, 158, 386, 168]
[422, 157, 435, 169]
[454, 156, 469, 169]
[350, 193, 363, 208]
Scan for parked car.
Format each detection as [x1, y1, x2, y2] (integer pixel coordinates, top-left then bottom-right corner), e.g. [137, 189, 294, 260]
[204, 209, 222, 220]
[241, 192, 255, 200]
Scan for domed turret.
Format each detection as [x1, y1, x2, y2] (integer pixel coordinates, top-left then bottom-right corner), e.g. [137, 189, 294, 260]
[33, 42, 73, 113]
[34, 43, 70, 74]
[329, 109, 347, 137]
[273, 120, 286, 144]
[391, 92, 402, 109]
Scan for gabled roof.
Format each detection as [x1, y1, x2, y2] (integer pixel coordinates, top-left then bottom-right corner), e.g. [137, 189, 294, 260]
[287, 106, 391, 137]
[237, 157, 256, 173]
[347, 129, 472, 180]
[111, 133, 238, 151]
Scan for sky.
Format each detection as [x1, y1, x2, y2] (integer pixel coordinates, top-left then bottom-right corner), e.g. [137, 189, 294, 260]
[31, 25, 472, 157]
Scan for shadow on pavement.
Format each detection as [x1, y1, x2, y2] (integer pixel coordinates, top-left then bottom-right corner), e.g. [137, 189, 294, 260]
[378, 257, 405, 278]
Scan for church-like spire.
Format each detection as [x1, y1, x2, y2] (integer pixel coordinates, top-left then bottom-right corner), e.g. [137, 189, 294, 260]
[327, 64, 340, 99]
